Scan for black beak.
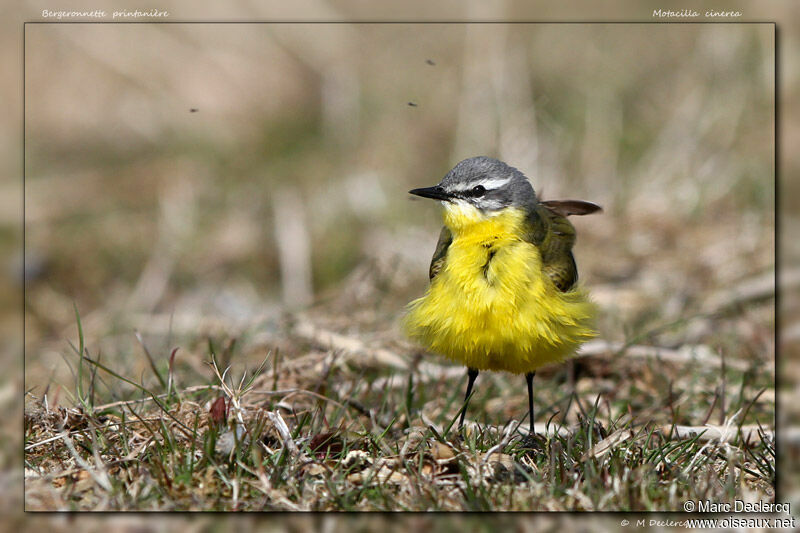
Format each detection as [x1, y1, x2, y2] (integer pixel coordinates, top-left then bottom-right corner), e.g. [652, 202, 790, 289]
[409, 185, 451, 201]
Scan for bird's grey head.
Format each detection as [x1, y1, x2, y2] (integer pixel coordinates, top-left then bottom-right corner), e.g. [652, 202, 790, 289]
[409, 156, 537, 213]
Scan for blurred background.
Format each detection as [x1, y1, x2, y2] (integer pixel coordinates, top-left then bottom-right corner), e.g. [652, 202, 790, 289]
[22, 22, 775, 383]
[9, 9, 792, 517]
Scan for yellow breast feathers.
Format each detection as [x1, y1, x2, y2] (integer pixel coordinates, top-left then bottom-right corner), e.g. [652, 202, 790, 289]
[403, 204, 596, 374]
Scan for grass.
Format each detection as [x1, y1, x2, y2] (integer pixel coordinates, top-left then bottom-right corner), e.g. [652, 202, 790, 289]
[24, 299, 775, 511]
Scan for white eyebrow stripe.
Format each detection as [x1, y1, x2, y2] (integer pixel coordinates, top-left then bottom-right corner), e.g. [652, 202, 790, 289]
[479, 177, 512, 190]
[450, 176, 512, 191]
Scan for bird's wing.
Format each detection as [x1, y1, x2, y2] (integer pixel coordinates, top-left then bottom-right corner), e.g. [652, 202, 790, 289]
[540, 199, 603, 217]
[429, 226, 453, 281]
[526, 200, 601, 292]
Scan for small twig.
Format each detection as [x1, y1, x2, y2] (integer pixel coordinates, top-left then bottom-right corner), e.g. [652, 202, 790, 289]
[253, 388, 348, 410]
[91, 385, 223, 410]
[60, 430, 112, 492]
[662, 423, 772, 445]
[371, 365, 466, 390]
[291, 317, 408, 369]
[482, 420, 522, 466]
[582, 428, 637, 460]
[265, 410, 299, 456]
[25, 416, 169, 452]
[577, 340, 757, 373]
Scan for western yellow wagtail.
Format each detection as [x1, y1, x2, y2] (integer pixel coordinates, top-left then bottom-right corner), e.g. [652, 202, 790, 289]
[404, 156, 601, 436]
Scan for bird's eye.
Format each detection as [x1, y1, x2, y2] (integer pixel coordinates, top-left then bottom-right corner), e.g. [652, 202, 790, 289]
[471, 185, 486, 196]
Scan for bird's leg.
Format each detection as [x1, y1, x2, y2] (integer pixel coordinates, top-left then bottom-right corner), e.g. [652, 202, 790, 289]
[458, 368, 479, 431]
[526, 371, 536, 435]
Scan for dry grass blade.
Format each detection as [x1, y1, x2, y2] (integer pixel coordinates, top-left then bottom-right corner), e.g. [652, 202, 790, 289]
[59, 430, 112, 493]
[265, 410, 299, 456]
[577, 340, 757, 373]
[291, 316, 408, 369]
[582, 428, 637, 460]
[134, 330, 167, 390]
[663, 424, 773, 445]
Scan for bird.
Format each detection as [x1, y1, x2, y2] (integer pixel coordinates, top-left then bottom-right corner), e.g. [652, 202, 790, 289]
[403, 156, 601, 437]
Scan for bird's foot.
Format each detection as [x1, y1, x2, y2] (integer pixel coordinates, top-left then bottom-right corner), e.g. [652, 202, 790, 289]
[518, 432, 547, 453]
